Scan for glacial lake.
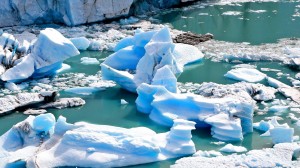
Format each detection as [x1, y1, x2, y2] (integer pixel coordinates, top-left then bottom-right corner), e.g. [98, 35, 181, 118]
[1, 1, 300, 168]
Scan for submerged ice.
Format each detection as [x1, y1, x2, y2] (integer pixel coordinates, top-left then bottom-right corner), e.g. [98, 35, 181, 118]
[0, 114, 196, 168]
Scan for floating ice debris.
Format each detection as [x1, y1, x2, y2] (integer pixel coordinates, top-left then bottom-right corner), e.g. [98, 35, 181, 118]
[221, 11, 242, 16]
[101, 27, 204, 92]
[40, 98, 85, 109]
[70, 37, 90, 50]
[219, 144, 247, 153]
[260, 68, 281, 72]
[232, 64, 257, 69]
[0, 91, 57, 115]
[253, 117, 294, 144]
[80, 57, 100, 65]
[193, 150, 223, 157]
[194, 82, 277, 102]
[121, 99, 129, 105]
[0, 28, 79, 83]
[172, 142, 300, 168]
[201, 38, 300, 63]
[64, 87, 106, 95]
[24, 109, 47, 115]
[136, 83, 254, 141]
[225, 68, 267, 83]
[120, 16, 139, 25]
[268, 105, 289, 114]
[0, 115, 196, 167]
[267, 77, 300, 104]
[247, 10, 267, 13]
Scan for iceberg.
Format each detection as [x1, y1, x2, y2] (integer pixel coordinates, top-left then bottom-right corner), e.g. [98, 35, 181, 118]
[0, 28, 79, 83]
[101, 27, 204, 92]
[0, 114, 196, 167]
[136, 83, 254, 141]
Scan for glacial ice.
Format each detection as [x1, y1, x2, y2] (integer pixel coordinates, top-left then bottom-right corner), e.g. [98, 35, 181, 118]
[136, 83, 254, 141]
[80, 57, 100, 65]
[0, 114, 196, 167]
[253, 117, 295, 144]
[70, 37, 91, 50]
[172, 142, 300, 168]
[219, 144, 247, 153]
[101, 27, 204, 92]
[193, 150, 223, 157]
[0, 28, 79, 83]
[224, 68, 267, 83]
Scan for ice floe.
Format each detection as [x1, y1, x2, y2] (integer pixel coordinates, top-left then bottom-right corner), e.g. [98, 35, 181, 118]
[172, 142, 300, 168]
[0, 114, 196, 167]
[224, 68, 267, 83]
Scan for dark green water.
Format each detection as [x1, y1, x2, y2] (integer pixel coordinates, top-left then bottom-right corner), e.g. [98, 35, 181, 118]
[1, 1, 300, 168]
[155, 1, 300, 44]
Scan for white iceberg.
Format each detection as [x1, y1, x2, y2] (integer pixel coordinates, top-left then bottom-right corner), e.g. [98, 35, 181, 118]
[80, 57, 100, 65]
[224, 68, 267, 83]
[101, 27, 204, 92]
[0, 28, 79, 83]
[0, 114, 196, 167]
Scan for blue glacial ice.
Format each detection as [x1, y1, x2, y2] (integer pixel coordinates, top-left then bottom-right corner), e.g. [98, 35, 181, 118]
[70, 37, 91, 50]
[0, 114, 196, 168]
[136, 83, 254, 141]
[101, 27, 204, 92]
[0, 28, 79, 83]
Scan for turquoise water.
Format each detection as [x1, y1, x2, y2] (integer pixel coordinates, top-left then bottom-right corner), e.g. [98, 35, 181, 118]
[1, 1, 300, 168]
[155, 1, 300, 44]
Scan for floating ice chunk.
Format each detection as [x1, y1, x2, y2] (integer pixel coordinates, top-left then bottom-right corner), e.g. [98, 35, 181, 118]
[1, 55, 35, 82]
[32, 28, 80, 69]
[24, 109, 47, 115]
[70, 37, 90, 50]
[80, 57, 100, 65]
[40, 98, 86, 109]
[247, 10, 267, 13]
[56, 63, 71, 73]
[222, 11, 242, 16]
[120, 16, 139, 25]
[205, 113, 243, 141]
[219, 144, 247, 153]
[224, 68, 266, 83]
[23, 116, 195, 167]
[64, 87, 105, 95]
[269, 105, 289, 114]
[121, 99, 128, 105]
[253, 120, 272, 132]
[32, 113, 55, 133]
[193, 150, 223, 157]
[270, 127, 294, 144]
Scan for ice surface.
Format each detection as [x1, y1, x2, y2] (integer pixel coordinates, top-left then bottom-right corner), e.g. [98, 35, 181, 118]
[193, 150, 223, 157]
[224, 68, 267, 83]
[70, 37, 91, 50]
[219, 144, 247, 153]
[136, 83, 254, 141]
[172, 142, 300, 168]
[0, 114, 196, 167]
[102, 27, 203, 92]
